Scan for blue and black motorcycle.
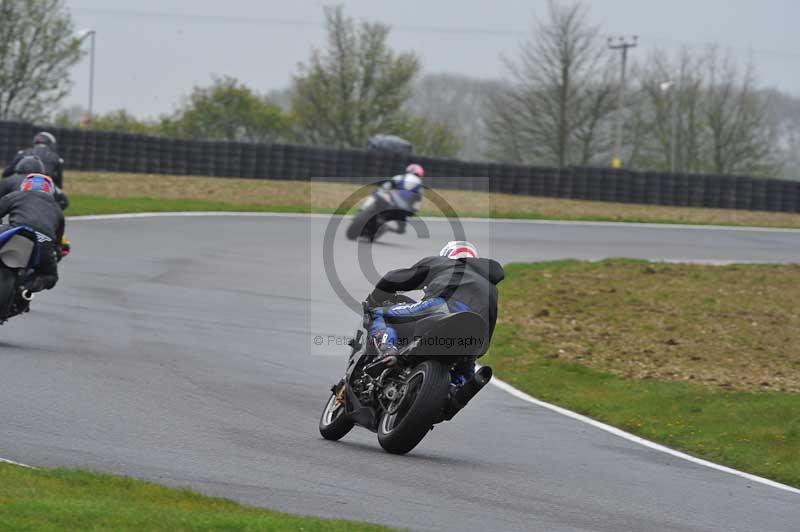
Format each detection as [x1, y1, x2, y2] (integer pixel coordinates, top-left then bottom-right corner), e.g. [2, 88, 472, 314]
[319, 294, 494, 454]
[0, 226, 46, 322]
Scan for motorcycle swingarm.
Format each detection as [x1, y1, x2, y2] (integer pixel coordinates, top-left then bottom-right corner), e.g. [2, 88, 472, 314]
[343, 383, 378, 431]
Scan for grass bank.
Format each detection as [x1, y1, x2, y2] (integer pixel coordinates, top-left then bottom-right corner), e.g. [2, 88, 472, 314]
[482, 259, 800, 487]
[65, 171, 800, 228]
[0, 463, 391, 531]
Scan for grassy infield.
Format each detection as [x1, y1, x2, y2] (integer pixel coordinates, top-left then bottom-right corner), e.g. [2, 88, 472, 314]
[2, 172, 799, 529]
[0, 465, 388, 531]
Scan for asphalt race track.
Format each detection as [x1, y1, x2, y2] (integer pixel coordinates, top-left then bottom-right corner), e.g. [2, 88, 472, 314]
[1, 213, 799, 532]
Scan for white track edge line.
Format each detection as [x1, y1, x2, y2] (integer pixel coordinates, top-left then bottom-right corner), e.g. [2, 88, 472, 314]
[0, 457, 35, 468]
[487, 376, 800, 496]
[66, 211, 800, 234]
[65, 211, 800, 496]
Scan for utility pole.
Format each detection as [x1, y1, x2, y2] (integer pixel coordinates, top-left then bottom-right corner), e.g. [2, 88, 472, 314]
[76, 29, 97, 127]
[608, 35, 638, 169]
[660, 80, 677, 173]
[88, 30, 96, 126]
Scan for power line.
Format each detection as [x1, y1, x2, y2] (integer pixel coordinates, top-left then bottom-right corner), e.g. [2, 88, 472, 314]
[72, 6, 800, 61]
[642, 33, 800, 61]
[71, 7, 527, 37]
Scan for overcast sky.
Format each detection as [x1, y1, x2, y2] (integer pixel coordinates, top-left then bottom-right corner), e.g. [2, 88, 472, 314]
[63, 0, 800, 117]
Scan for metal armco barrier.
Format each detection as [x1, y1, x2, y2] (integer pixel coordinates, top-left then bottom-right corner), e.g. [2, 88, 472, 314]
[2, 120, 799, 213]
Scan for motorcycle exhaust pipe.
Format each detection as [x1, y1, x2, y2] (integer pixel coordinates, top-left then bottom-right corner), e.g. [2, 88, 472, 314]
[444, 366, 493, 420]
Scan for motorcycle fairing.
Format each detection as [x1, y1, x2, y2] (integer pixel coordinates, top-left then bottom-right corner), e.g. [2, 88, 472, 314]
[0, 225, 41, 269]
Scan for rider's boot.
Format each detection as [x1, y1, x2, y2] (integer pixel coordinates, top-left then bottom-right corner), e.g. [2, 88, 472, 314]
[375, 342, 398, 366]
[368, 325, 399, 366]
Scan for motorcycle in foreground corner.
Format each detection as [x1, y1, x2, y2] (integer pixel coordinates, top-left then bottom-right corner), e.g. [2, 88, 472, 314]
[319, 295, 494, 454]
[345, 187, 418, 242]
[0, 226, 48, 323]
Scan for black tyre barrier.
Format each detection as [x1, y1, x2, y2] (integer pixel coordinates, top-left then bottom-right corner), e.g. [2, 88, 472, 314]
[750, 178, 767, 211]
[1, 119, 798, 213]
[765, 180, 783, 212]
[644, 171, 661, 205]
[703, 174, 722, 208]
[571, 167, 589, 200]
[781, 182, 799, 213]
[733, 176, 752, 211]
[660, 171, 676, 206]
[630, 171, 646, 204]
[615, 170, 632, 204]
[556, 167, 572, 198]
[688, 175, 706, 207]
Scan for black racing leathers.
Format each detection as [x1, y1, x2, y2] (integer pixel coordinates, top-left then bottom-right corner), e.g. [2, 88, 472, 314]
[369, 256, 505, 347]
[2, 146, 64, 188]
[0, 174, 69, 210]
[0, 191, 65, 292]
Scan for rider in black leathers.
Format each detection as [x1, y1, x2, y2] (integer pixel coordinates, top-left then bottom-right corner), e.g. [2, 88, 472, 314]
[0, 174, 65, 294]
[2, 132, 65, 189]
[366, 241, 504, 383]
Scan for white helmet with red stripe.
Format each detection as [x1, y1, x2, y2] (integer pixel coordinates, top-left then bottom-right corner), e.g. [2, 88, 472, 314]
[439, 241, 479, 259]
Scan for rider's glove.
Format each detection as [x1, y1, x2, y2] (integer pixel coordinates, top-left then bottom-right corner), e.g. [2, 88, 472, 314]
[59, 236, 71, 259]
[366, 289, 393, 309]
[366, 292, 381, 309]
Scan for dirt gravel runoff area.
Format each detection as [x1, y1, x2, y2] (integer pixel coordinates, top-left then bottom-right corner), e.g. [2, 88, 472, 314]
[67, 171, 800, 228]
[500, 259, 800, 393]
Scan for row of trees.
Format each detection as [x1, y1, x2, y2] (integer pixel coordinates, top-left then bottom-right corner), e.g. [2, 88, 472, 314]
[0, 1, 795, 176]
[54, 76, 290, 142]
[485, 1, 780, 176]
[51, 6, 462, 157]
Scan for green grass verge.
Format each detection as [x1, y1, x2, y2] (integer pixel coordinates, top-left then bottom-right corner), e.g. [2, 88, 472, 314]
[65, 171, 800, 228]
[482, 260, 800, 488]
[67, 195, 797, 229]
[67, 195, 317, 216]
[0, 463, 391, 531]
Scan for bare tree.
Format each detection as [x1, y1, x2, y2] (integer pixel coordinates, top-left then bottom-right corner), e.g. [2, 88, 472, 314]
[0, 0, 84, 121]
[485, 1, 615, 167]
[766, 89, 800, 180]
[632, 47, 778, 176]
[290, 6, 420, 148]
[629, 48, 706, 172]
[703, 48, 778, 175]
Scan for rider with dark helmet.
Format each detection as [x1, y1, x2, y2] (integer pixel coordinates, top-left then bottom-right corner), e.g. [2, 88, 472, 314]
[2, 132, 65, 188]
[366, 241, 504, 384]
[13, 155, 45, 175]
[0, 174, 65, 295]
[0, 155, 69, 210]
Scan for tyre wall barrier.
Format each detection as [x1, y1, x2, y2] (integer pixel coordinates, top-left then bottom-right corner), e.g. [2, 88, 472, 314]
[1, 120, 798, 213]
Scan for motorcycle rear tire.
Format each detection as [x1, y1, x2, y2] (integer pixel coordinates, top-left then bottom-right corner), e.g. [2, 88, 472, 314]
[377, 360, 450, 455]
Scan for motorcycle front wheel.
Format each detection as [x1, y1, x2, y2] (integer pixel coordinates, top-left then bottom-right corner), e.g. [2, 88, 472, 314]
[377, 360, 450, 454]
[346, 207, 375, 240]
[319, 382, 355, 441]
